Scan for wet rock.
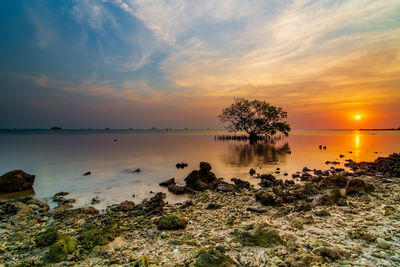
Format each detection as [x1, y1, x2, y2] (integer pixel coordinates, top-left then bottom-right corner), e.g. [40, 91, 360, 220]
[91, 196, 100, 205]
[230, 178, 250, 189]
[182, 200, 193, 208]
[303, 167, 311, 172]
[156, 214, 187, 230]
[348, 228, 376, 242]
[193, 248, 232, 267]
[214, 181, 236, 192]
[313, 246, 340, 260]
[259, 174, 281, 188]
[79, 220, 118, 249]
[320, 175, 348, 188]
[168, 183, 186, 194]
[377, 238, 392, 249]
[345, 178, 374, 195]
[184, 162, 217, 191]
[0, 170, 36, 193]
[83, 171, 91, 176]
[301, 172, 312, 181]
[110, 200, 135, 212]
[54, 207, 99, 221]
[159, 178, 175, 186]
[249, 168, 256, 176]
[48, 234, 77, 263]
[255, 191, 275, 205]
[294, 202, 312, 212]
[176, 163, 188, 169]
[313, 188, 346, 206]
[36, 226, 58, 247]
[142, 192, 165, 215]
[235, 226, 282, 247]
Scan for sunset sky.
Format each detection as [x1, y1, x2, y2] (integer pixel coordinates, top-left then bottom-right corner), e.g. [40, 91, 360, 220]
[0, 0, 399, 129]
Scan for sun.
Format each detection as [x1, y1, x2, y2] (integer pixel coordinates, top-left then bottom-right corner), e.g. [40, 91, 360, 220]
[355, 115, 361, 120]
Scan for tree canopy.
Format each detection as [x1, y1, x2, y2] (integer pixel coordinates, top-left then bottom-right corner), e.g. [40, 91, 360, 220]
[218, 98, 290, 140]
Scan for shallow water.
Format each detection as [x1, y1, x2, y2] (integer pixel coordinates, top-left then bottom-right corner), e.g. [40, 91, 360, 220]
[0, 129, 399, 210]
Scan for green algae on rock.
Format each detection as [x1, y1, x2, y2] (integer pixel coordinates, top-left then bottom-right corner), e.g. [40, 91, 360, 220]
[235, 226, 282, 247]
[157, 214, 188, 230]
[35, 226, 58, 247]
[192, 248, 232, 267]
[48, 235, 77, 263]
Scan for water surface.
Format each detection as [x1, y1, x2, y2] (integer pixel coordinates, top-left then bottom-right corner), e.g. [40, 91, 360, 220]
[0, 129, 399, 209]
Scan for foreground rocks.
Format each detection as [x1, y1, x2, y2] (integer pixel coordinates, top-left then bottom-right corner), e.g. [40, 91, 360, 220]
[1, 154, 400, 266]
[0, 170, 36, 193]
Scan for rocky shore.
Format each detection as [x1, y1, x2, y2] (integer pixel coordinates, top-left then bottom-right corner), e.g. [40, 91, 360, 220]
[1, 154, 400, 266]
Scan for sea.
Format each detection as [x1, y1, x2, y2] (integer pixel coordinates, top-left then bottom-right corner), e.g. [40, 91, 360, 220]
[0, 129, 399, 210]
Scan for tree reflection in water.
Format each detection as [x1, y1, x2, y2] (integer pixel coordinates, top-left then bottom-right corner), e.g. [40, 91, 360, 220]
[222, 141, 290, 167]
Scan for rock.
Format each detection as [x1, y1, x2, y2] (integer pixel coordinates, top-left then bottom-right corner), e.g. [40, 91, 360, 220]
[79, 220, 118, 249]
[49, 235, 77, 263]
[206, 203, 221, 210]
[193, 248, 232, 267]
[313, 246, 340, 260]
[91, 196, 100, 204]
[184, 162, 217, 191]
[249, 168, 256, 176]
[345, 178, 374, 195]
[384, 205, 395, 216]
[303, 167, 311, 172]
[246, 207, 269, 213]
[259, 174, 280, 188]
[142, 192, 165, 215]
[255, 191, 275, 205]
[235, 226, 282, 247]
[156, 214, 187, 230]
[36, 226, 58, 247]
[312, 188, 346, 206]
[54, 207, 99, 221]
[168, 184, 186, 194]
[320, 175, 348, 188]
[83, 171, 91, 176]
[290, 219, 304, 230]
[159, 178, 175, 186]
[230, 178, 250, 189]
[176, 163, 188, 169]
[182, 200, 193, 208]
[0, 170, 35, 193]
[214, 181, 236, 192]
[110, 200, 135, 212]
[313, 209, 330, 217]
[376, 238, 392, 249]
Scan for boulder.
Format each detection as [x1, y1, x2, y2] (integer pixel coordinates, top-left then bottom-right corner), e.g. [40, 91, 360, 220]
[159, 178, 175, 186]
[168, 184, 186, 194]
[345, 178, 374, 195]
[231, 178, 250, 189]
[142, 192, 165, 215]
[0, 170, 35, 193]
[193, 249, 232, 267]
[320, 175, 348, 188]
[184, 162, 217, 191]
[235, 226, 282, 247]
[255, 191, 275, 205]
[110, 200, 135, 212]
[156, 214, 187, 230]
[214, 181, 236, 192]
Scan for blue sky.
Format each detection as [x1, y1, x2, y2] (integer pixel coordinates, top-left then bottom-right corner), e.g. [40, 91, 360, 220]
[0, 0, 399, 129]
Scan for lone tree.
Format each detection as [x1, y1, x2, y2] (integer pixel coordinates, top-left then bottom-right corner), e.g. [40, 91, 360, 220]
[218, 98, 290, 141]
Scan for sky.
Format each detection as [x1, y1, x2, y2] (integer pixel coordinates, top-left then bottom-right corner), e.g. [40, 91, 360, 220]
[0, 0, 399, 129]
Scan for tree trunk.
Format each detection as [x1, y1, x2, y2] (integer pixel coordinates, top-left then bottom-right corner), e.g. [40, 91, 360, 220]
[249, 132, 258, 144]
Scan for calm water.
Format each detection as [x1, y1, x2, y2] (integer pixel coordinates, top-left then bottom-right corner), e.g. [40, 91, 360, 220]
[0, 129, 399, 209]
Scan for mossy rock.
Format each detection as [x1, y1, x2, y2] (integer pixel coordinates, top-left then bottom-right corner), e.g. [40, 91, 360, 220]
[290, 219, 304, 230]
[36, 226, 58, 247]
[79, 223, 117, 249]
[235, 227, 282, 247]
[48, 235, 76, 263]
[192, 249, 232, 267]
[313, 209, 330, 217]
[157, 214, 188, 230]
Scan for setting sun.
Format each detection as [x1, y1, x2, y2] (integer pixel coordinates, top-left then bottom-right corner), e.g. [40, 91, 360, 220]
[355, 115, 361, 120]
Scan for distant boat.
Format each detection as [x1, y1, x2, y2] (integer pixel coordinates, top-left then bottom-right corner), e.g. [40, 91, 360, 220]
[50, 126, 62, 130]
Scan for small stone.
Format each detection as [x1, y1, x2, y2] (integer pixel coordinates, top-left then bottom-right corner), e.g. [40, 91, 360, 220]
[377, 238, 391, 249]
